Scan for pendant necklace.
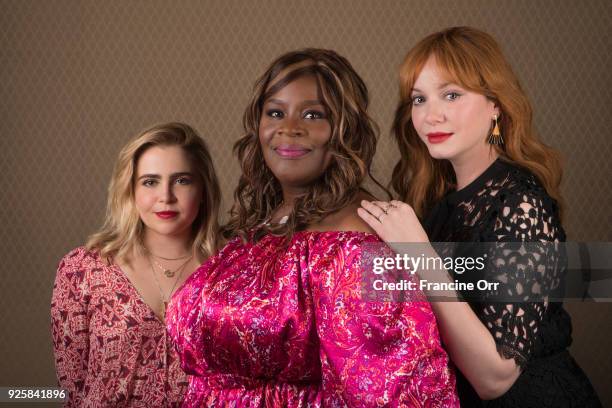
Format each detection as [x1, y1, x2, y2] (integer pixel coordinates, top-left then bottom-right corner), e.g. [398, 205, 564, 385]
[147, 254, 189, 319]
[149, 252, 193, 278]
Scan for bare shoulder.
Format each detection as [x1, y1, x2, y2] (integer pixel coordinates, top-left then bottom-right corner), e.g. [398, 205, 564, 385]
[308, 191, 376, 234]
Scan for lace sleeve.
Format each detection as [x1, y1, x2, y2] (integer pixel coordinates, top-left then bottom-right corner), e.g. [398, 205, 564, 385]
[477, 192, 565, 368]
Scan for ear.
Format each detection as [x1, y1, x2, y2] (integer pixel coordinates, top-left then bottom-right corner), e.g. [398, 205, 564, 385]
[492, 102, 501, 118]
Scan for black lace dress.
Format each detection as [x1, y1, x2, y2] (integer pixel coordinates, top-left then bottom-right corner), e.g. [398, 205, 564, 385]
[423, 159, 601, 407]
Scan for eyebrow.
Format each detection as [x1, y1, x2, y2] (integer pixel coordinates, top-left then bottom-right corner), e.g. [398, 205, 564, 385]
[265, 98, 324, 106]
[137, 172, 194, 180]
[411, 82, 453, 93]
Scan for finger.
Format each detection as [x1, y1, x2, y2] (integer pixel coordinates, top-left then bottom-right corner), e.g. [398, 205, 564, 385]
[361, 200, 386, 219]
[371, 201, 391, 213]
[357, 207, 382, 232]
[390, 200, 413, 212]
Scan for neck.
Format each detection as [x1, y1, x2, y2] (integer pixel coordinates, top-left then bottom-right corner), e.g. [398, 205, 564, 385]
[142, 229, 193, 259]
[269, 185, 307, 222]
[451, 148, 499, 191]
[281, 185, 307, 207]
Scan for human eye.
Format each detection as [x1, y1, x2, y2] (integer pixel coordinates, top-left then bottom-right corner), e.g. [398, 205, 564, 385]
[411, 95, 426, 105]
[175, 176, 192, 185]
[142, 178, 157, 187]
[265, 109, 284, 119]
[444, 91, 462, 101]
[303, 110, 326, 120]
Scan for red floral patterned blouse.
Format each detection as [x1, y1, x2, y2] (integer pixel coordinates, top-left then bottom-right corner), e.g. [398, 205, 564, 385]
[50, 246, 188, 407]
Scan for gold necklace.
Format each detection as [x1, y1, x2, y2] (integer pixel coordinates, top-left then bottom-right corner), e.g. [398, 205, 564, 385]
[150, 253, 193, 278]
[144, 247, 191, 261]
[147, 254, 189, 319]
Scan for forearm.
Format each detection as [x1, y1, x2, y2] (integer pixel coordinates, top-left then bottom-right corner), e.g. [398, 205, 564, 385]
[356, 201, 524, 398]
[405, 245, 521, 399]
[432, 300, 520, 398]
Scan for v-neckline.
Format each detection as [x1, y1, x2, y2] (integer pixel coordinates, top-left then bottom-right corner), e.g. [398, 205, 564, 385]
[111, 262, 166, 324]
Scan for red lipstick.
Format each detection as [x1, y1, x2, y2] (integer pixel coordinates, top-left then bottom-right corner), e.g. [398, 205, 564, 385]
[155, 211, 178, 219]
[426, 132, 453, 144]
[274, 144, 311, 159]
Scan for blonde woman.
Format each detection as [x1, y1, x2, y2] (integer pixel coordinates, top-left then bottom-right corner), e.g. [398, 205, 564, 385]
[51, 122, 221, 407]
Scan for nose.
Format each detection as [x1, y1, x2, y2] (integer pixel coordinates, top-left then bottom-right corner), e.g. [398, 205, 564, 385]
[160, 181, 177, 204]
[424, 100, 445, 125]
[277, 115, 305, 137]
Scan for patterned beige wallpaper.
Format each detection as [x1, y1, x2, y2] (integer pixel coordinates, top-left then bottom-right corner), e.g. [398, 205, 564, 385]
[1, 0, 610, 405]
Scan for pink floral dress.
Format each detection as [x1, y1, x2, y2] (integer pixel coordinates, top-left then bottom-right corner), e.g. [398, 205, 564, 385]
[167, 231, 458, 407]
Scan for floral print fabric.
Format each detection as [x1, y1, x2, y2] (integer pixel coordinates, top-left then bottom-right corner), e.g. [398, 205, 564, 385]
[167, 231, 457, 407]
[51, 247, 188, 407]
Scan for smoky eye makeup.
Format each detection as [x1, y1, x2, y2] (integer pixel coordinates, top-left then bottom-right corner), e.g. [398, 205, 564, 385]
[265, 109, 284, 118]
[303, 109, 327, 119]
[175, 176, 193, 185]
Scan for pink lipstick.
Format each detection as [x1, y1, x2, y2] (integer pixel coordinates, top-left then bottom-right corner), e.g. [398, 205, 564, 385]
[274, 144, 311, 159]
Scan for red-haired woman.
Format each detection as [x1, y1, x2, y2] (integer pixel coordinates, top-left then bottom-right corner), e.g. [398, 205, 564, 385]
[359, 27, 600, 407]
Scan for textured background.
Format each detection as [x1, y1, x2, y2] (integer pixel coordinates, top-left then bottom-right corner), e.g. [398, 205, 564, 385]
[1, 0, 611, 405]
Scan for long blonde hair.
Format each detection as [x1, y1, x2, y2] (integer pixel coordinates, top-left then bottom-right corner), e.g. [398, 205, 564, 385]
[392, 26, 564, 219]
[87, 122, 221, 262]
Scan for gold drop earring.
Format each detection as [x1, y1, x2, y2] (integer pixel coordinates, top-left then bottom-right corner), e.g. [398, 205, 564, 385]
[488, 114, 503, 145]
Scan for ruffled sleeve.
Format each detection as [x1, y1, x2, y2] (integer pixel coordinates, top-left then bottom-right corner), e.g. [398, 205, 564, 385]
[309, 234, 458, 407]
[50, 247, 91, 407]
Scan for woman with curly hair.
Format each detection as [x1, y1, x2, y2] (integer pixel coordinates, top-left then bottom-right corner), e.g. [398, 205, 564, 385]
[167, 49, 458, 407]
[51, 122, 221, 407]
[359, 27, 600, 406]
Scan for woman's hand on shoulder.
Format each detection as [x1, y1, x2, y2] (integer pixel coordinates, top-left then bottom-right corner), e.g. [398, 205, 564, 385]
[357, 200, 429, 243]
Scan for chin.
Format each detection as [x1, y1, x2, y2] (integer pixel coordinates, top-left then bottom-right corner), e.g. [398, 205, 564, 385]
[426, 146, 455, 160]
[272, 166, 319, 184]
[146, 222, 189, 237]
[275, 173, 324, 190]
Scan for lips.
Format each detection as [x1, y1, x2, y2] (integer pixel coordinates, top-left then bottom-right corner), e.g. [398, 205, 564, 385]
[274, 144, 312, 159]
[426, 132, 453, 144]
[155, 211, 178, 219]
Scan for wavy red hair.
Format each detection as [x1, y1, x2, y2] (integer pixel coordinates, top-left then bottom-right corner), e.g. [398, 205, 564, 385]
[392, 26, 564, 219]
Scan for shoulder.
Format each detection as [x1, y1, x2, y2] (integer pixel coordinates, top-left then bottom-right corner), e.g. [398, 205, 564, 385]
[309, 192, 376, 234]
[60, 245, 102, 265]
[53, 247, 103, 299]
[492, 162, 559, 215]
[490, 163, 565, 240]
[57, 246, 106, 279]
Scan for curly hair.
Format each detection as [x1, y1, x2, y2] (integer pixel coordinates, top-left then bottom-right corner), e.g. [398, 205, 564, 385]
[392, 26, 564, 219]
[223, 48, 386, 241]
[87, 122, 221, 262]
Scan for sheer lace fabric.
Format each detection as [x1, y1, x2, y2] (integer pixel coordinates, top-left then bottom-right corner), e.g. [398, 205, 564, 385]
[424, 159, 600, 407]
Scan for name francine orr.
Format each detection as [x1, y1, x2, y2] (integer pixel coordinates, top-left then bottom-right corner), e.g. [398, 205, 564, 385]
[372, 278, 500, 292]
